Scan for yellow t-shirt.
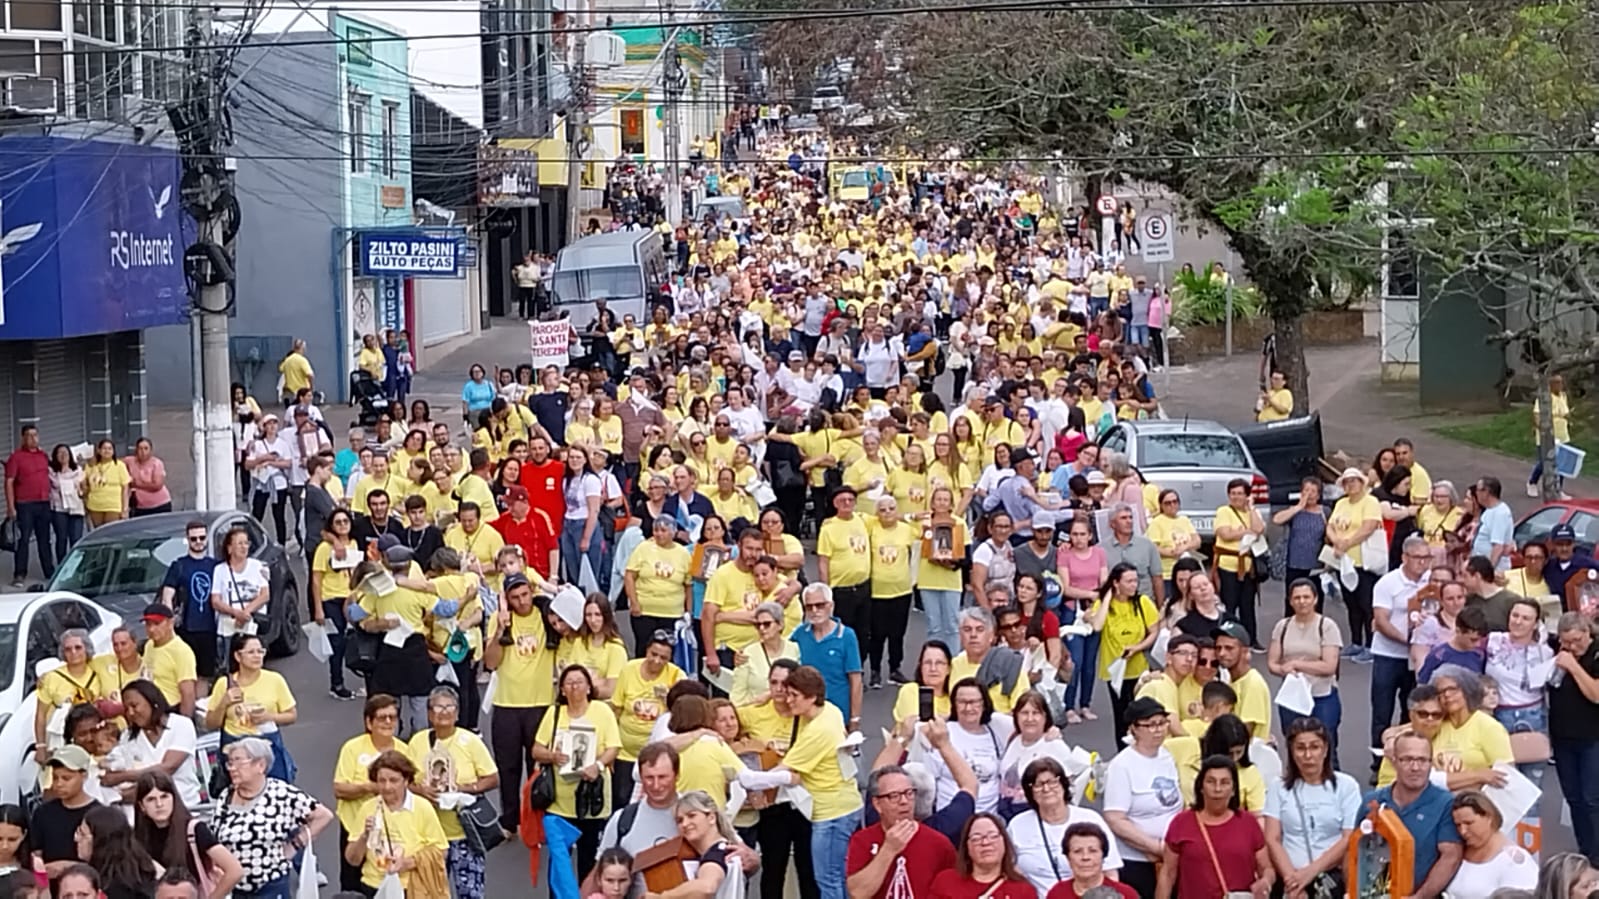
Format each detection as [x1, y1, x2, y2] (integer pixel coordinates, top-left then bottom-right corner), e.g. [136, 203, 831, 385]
[791, 429, 841, 488]
[38, 665, 109, 709]
[444, 524, 505, 573]
[92, 653, 150, 698]
[406, 728, 498, 841]
[927, 462, 967, 495]
[279, 353, 313, 394]
[352, 794, 447, 890]
[1168, 736, 1267, 810]
[356, 585, 433, 634]
[892, 682, 950, 723]
[710, 490, 759, 525]
[1230, 669, 1273, 742]
[783, 704, 863, 822]
[1212, 505, 1255, 575]
[352, 472, 403, 516]
[83, 460, 130, 513]
[490, 610, 554, 708]
[207, 670, 296, 738]
[611, 659, 684, 760]
[142, 637, 197, 707]
[887, 469, 930, 516]
[817, 515, 872, 587]
[312, 541, 360, 599]
[867, 520, 917, 599]
[595, 416, 624, 455]
[357, 347, 384, 380]
[534, 702, 622, 820]
[1145, 515, 1197, 578]
[556, 637, 628, 686]
[1257, 389, 1294, 423]
[452, 474, 500, 523]
[951, 651, 1029, 713]
[1434, 710, 1513, 773]
[334, 735, 417, 833]
[1328, 495, 1382, 569]
[704, 563, 762, 650]
[738, 700, 797, 749]
[1098, 596, 1159, 681]
[1407, 462, 1433, 506]
[1134, 674, 1182, 719]
[678, 737, 745, 808]
[1416, 505, 1464, 548]
[626, 541, 693, 619]
[844, 457, 892, 491]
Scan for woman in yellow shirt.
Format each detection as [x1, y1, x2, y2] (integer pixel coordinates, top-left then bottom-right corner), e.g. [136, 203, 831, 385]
[1431, 667, 1514, 786]
[278, 339, 314, 402]
[668, 694, 747, 808]
[1416, 480, 1464, 550]
[565, 397, 600, 453]
[84, 439, 131, 525]
[555, 596, 629, 700]
[1326, 468, 1383, 650]
[205, 633, 299, 779]
[1256, 370, 1294, 422]
[928, 433, 972, 516]
[1212, 478, 1267, 647]
[949, 418, 985, 495]
[709, 467, 758, 524]
[773, 666, 863, 883]
[1146, 489, 1201, 581]
[342, 750, 449, 897]
[888, 443, 932, 519]
[1090, 562, 1160, 739]
[532, 665, 622, 880]
[867, 496, 918, 686]
[356, 333, 385, 383]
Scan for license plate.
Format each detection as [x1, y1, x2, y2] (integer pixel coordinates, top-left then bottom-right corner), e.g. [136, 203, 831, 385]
[1188, 516, 1214, 532]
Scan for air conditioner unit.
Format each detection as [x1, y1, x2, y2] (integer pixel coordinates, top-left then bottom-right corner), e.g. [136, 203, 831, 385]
[4, 76, 58, 115]
[585, 32, 626, 69]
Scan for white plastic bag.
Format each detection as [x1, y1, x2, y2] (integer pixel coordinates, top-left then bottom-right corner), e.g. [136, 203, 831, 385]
[579, 555, 601, 595]
[437, 662, 459, 686]
[303, 621, 333, 662]
[1105, 656, 1128, 685]
[295, 844, 319, 899]
[373, 872, 405, 899]
[1276, 672, 1316, 717]
[1148, 627, 1173, 668]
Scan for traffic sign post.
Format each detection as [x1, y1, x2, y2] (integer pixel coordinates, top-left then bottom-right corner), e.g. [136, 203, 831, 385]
[1096, 194, 1118, 216]
[1139, 211, 1175, 263]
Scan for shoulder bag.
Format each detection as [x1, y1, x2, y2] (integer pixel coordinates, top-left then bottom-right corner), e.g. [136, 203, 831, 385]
[1196, 814, 1255, 899]
[1290, 784, 1347, 899]
[428, 732, 505, 853]
[525, 704, 560, 811]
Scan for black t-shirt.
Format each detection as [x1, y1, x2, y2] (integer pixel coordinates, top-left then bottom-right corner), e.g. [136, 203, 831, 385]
[694, 841, 732, 876]
[1551, 643, 1599, 742]
[162, 555, 220, 630]
[351, 515, 405, 548]
[31, 798, 98, 863]
[145, 820, 220, 872]
[1176, 607, 1235, 640]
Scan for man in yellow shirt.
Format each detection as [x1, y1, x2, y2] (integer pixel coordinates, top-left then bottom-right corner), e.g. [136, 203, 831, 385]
[140, 604, 197, 715]
[482, 573, 566, 832]
[1135, 633, 1200, 738]
[1213, 621, 1271, 741]
[816, 487, 872, 660]
[352, 450, 402, 515]
[949, 606, 1029, 713]
[1393, 438, 1432, 505]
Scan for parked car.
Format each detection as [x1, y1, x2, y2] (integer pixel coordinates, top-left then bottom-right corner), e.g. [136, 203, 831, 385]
[811, 85, 845, 112]
[1513, 499, 1599, 564]
[1099, 417, 1319, 541]
[47, 511, 303, 657]
[0, 591, 119, 803]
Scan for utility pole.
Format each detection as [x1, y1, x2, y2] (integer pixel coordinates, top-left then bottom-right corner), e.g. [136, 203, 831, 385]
[179, 0, 240, 511]
[565, 12, 590, 244]
[662, 0, 685, 228]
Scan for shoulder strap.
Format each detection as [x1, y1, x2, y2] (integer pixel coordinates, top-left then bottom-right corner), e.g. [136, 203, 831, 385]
[789, 714, 800, 747]
[1035, 814, 1062, 881]
[617, 800, 641, 840]
[428, 731, 437, 748]
[1196, 815, 1233, 893]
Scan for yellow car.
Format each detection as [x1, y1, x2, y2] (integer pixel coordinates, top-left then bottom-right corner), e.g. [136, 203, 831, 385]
[830, 166, 871, 202]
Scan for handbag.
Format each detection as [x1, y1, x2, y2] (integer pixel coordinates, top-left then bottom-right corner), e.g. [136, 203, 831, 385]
[525, 705, 559, 811]
[1196, 813, 1254, 899]
[346, 626, 383, 677]
[426, 731, 505, 853]
[1510, 728, 1552, 764]
[821, 432, 844, 494]
[771, 455, 805, 491]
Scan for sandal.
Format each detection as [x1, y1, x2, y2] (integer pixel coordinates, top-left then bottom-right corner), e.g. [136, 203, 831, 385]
[1080, 707, 1099, 721]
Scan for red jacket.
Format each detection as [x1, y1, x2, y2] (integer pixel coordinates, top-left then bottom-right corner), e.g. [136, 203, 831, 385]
[492, 507, 556, 579]
[519, 459, 566, 537]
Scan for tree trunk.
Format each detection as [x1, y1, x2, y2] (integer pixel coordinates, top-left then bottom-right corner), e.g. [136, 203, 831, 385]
[1271, 315, 1309, 414]
[1536, 371, 1558, 501]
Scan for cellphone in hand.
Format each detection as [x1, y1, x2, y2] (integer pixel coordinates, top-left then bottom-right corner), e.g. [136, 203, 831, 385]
[918, 686, 935, 722]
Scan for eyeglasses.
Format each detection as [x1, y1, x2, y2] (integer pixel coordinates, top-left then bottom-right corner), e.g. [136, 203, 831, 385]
[1000, 620, 1025, 630]
[1031, 777, 1064, 791]
[968, 832, 1004, 846]
[429, 705, 457, 713]
[370, 713, 399, 723]
[1396, 756, 1432, 767]
[1133, 719, 1169, 730]
[186, 534, 207, 543]
[755, 620, 779, 629]
[803, 602, 829, 611]
[875, 788, 916, 803]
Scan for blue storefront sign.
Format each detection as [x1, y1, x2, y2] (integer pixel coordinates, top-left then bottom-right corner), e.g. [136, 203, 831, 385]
[357, 231, 460, 278]
[378, 277, 404, 332]
[0, 137, 189, 339]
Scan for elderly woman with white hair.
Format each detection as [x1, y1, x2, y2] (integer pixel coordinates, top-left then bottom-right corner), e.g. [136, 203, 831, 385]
[1430, 664, 1514, 791]
[792, 583, 865, 728]
[209, 736, 333, 899]
[730, 601, 800, 707]
[1100, 451, 1147, 531]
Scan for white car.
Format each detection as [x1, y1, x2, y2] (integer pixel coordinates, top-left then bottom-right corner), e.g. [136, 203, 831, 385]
[0, 591, 222, 807]
[811, 85, 845, 112]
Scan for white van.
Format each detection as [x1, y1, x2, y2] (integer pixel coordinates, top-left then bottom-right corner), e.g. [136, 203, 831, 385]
[549, 230, 670, 354]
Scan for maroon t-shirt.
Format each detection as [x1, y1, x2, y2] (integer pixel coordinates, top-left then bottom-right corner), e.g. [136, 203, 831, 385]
[927, 871, 1036, 899]
[846, 822, 958, 899]
[1047, 881, 1140, 899]
[1165, 810, 1265, 899]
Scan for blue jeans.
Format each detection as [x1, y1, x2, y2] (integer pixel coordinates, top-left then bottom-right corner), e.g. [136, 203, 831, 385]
[1555, 737, 1599, 864]
[1495, 704, 1547, 821]
[322, 598, 349, 691]
[233, 873, 291, 899]
[1064, 629, 1100, 710]
[922, 589, 961, 648]
[1279, 688, 1342, 760]
[560, 517, 604, 588]
[50, 511, 83, 567]
[811, 810, 860, 899]
[11, 500, 51, 580]
[1369, 654, 1413, 753]
[1126, 324, 1150, 347]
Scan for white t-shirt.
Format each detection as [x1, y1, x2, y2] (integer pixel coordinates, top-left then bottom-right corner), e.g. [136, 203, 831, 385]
[1370, 568, 1429, 659]
[119, 714, 201, 808]
[1009, 807, 1124, 899]
[1447, 845, 1538, 899]
[1263, 774, 1363, 868]
[1100, 746, 1183, 862]
[924, 714, 1014, 814]
[564, 472, 601, 521]
[972, 539, 1015, 587]
[212, 559, 270, 636]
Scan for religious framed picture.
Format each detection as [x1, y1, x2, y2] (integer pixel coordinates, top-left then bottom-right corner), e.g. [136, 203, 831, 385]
[556, 723, 598, 777]
[1566, 568, 1599, 618]
[699, 545, 728, 580]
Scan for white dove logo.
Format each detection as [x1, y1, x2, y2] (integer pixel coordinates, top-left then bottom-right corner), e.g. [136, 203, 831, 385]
[148, 184, 171, 219]
[0, 221, 42, 257]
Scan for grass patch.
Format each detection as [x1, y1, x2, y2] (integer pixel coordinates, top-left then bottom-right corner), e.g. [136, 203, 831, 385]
[1434, 406, 1598, 458]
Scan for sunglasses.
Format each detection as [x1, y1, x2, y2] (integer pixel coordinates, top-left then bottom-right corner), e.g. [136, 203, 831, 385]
[1197, 658, 1218, 667]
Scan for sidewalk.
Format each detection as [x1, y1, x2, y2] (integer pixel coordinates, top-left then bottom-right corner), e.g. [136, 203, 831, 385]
[1157, 341, 1598, 498]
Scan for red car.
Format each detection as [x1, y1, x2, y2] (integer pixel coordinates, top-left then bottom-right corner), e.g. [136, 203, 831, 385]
[1512, 498, 1599, 564]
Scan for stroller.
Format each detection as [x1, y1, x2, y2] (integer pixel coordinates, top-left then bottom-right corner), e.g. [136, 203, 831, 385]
[348, 370, 391, 426]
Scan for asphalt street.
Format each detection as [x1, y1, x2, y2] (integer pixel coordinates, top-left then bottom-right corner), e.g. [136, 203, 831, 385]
[242, 330, 1579, 895]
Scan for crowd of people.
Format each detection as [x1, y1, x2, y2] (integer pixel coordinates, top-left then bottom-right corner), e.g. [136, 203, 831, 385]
[1, 111, 1597, 899]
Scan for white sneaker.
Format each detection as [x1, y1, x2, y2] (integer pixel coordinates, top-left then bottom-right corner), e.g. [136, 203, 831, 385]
[1527, 482, 1540, 497]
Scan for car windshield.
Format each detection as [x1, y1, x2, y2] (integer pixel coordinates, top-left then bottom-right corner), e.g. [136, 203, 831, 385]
[552, 266, 643, 303]
[0, 624, 18, 693]
[50, 536, 186, 599]
[1139, 433, 1252, 469]
[841, 171, 869, 188]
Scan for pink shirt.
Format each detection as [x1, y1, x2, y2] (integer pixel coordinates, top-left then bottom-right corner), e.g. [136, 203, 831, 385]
[1058, 544, 1108, 597]
[124, 454, 171, 509]
[1147, 293, 1168, 329]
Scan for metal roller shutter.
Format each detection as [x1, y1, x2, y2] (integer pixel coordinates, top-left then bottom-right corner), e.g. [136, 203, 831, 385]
[33, 340, 87, 448]
[0, 357, 13, 457]
[417, 275, 471, 347]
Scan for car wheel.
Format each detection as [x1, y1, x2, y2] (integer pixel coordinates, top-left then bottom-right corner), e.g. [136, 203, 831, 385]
[269, 581, 303, 658]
